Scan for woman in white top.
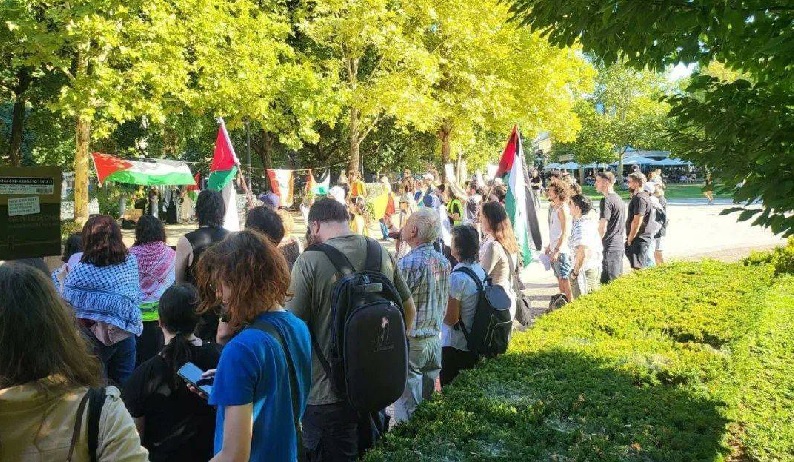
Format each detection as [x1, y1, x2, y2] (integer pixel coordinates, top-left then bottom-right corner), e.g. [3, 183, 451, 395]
[479, 201, 519, 318]
[441, 224, 486, 386]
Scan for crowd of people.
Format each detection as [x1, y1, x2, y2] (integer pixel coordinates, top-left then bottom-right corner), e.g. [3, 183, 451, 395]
[0, 166, 668, 462]
[543, 169, 668, 302]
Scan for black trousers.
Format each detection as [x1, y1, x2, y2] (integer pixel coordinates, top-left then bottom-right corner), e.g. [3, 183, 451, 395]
[303, 402, 359, 462]
[601, 247, 625, 283]
[625, 238, 650, 270]
[440, 347, 478, 387]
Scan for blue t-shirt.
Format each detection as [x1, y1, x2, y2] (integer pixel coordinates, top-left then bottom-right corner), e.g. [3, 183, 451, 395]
[209, 311, 311, 462]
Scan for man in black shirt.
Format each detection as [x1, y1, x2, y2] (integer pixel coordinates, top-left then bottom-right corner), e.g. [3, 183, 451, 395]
[624, 172, 657, 270]
[596, 171, 626, 283]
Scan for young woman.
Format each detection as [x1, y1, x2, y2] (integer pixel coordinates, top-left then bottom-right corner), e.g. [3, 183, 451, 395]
[0, 263, 148, 461]
[480, 201, 520, 318]
[57, 215, 143, 386]
[129, 215, 176, 365]
[441, 225, 485, 386]
[122, 283, 220, 462]
[196, 231, 312, 462]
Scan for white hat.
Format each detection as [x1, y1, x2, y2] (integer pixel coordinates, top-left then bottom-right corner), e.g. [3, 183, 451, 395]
[642, 182, 656, 194]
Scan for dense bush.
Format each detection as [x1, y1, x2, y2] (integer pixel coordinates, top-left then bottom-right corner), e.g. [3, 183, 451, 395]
[366, 260, 794, 461]
[744, 237, 794, 276]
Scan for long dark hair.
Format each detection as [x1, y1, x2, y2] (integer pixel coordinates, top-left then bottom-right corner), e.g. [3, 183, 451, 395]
[158, 283, 201, 387]
[0, 263, 102, 391]
[481, 201, 519, 255]
[81, 215, 128, 266]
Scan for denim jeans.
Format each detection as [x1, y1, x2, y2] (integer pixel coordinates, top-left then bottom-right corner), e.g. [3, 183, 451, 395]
[393, 336, 441, 423]
[91, 334, 136, 386]
[644, 238, 657, 268]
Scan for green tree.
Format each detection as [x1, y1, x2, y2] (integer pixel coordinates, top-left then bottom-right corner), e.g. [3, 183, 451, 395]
[299, 0, 439, 176]
[554, 62, 671, 177]
[411, 0, 593, 180]
[510, 0, 794, 235]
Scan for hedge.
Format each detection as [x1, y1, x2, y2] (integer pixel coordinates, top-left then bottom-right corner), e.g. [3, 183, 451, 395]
[366, 258, 794, 461]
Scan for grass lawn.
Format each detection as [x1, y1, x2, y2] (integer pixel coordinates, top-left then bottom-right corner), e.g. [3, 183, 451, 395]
[580, 183, 732, 202]
[366, 247, 794, 461]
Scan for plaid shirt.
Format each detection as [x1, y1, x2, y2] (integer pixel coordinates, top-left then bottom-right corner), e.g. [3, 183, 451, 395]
[398, 243, 451, 337]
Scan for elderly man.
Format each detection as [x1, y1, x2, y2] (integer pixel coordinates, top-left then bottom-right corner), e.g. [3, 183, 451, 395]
[395, 208, 451, 422]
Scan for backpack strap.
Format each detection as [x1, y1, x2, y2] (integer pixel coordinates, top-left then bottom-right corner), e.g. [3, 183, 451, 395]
[307, 242, 356, 275]
[87, 387, 106, 462]
[364, 238, 382, 272]
[66, 390, 91, 462]
[451, 266, 486, 342]
[303, 243, 351, 398]
[248, 320, 305, 458]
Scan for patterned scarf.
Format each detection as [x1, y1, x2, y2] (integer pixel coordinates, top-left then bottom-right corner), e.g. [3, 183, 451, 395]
[62, 255, 143, 336]
[129, 242, 176, 304]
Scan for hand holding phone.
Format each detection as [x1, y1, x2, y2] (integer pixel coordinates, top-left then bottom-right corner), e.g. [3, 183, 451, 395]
[178, 362, 213, 398]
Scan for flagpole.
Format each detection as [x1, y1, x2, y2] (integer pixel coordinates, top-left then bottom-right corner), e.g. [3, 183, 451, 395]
[245, 120, 252, 192]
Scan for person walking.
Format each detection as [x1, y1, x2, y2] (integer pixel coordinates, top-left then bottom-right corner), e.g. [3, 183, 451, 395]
[395, 208, 451, 422]
[595, 172, 626, 283]
[0, 263, 148, 461]
[569, 194, 602, 298]
[287, 198, 416, 461]
[653, 183, 669, 266]
[122, 284, 220, 462]
[196, 231, 312, 462]
[57, 215, 143, 386]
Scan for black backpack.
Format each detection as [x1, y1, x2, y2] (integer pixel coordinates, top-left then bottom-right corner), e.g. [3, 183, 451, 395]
[67, 387, 106, 462]
[453, 267, 513, 358]
[307, 238, 408, 413]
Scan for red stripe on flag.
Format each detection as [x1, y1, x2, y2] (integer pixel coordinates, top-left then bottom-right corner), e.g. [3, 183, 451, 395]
[496, 125, 518, 177]
[92, 152, 133, 184]
[211, 125, 237, 172]
[266, 169, 281, 197]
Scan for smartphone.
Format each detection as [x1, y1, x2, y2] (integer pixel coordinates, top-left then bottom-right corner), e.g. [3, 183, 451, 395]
[178, 362, 213, 396]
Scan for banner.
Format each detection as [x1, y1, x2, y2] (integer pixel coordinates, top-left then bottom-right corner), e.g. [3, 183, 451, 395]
[267, 169, 295, 207]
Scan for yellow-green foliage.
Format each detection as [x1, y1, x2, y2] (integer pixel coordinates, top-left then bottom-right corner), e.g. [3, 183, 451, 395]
[366, 260, 794, 461]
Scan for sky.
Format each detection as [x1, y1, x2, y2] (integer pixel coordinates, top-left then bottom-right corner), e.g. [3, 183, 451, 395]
[668, 63, 697, 81]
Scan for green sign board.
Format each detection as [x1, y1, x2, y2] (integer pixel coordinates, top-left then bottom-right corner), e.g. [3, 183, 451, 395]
[0, 167, 62, 260]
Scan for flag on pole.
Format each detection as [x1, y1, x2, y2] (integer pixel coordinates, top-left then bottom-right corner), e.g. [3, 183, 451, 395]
[498, 125, 542, 266]
[306, 169, 330, 196]
[266, 169, 295, 207]
[208, 119, 240, 232]
[92, 153, 195, 186]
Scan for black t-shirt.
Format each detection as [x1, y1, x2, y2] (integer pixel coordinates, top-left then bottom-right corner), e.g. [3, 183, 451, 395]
[122, 343, 220, 462]
[626, 191, 656, 240]
[599, 192, 626, 249]
[530, 176, 542, 190]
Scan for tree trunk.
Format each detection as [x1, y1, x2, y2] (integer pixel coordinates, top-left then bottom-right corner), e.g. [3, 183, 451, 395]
[617, 148, 627, 181]
[346, 57, 361, 177]
[6, 68, 33, 166]
[439, 121, 452, 183]
[578, 166, 585, 185]
[74, 115, 91, 224]
[348, 107, 361, 177]
[252, 128, 275, 191]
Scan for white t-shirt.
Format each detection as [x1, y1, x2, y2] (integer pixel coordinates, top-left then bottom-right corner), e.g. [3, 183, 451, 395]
[442, 262, 486, 351]
[570, 215, 603, 271]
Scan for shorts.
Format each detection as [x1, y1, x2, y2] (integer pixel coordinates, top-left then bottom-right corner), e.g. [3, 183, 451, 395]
[655, 236, 665, 252]
[552, 252, 573, 280]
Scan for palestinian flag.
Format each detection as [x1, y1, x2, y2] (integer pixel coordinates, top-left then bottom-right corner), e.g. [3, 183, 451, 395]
[267, 169, 295, 207]
[209, 119, 241, 232]
[497, 125, 542, 265]
[92, 153, 195, 186]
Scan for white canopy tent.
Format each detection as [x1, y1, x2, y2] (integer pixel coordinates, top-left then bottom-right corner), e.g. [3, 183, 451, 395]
[544, 162, 563, 170]
[560, 161, 579, 170]
[654, 157, 692, 167]
[614, 156, 658, 166]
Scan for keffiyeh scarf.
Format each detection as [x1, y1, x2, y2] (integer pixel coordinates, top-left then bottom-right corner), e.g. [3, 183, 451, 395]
[61, 255, 143, 336]
[129, 242, 176, 303]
